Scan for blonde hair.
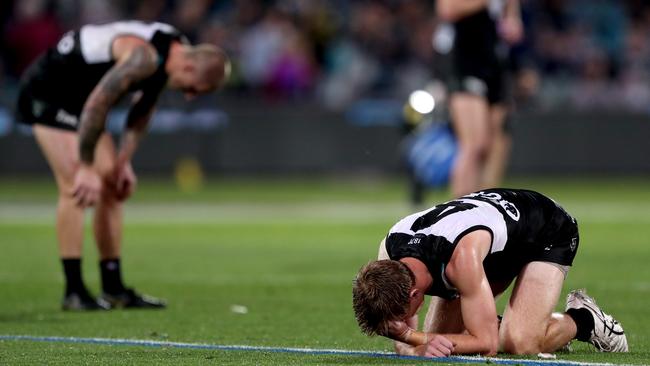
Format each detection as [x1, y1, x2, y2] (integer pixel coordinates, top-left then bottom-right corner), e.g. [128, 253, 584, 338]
[352, 260, 414, 336]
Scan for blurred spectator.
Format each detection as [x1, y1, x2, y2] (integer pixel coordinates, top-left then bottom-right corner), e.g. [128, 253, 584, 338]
[265, 30, 317, 98]
[173, 0, 214, 42]
[130, 0, 168, 23]
[3, 0, 63, 78]
[238, 8, 293, 88]
[79, 0, 123, 24]
[1, 0, 650, 111]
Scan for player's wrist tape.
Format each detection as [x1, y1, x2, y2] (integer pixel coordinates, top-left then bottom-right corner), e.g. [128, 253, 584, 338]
[403, 329, 430, 346]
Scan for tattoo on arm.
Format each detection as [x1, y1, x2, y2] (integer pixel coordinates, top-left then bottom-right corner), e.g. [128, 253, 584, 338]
[78, 45, 157, 164]
[126, 88, 160, 132]
[117, 89, 161, 163]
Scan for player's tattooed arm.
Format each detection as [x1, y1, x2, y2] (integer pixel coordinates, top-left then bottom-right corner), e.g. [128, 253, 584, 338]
[118, 87, 162, 163]
[78, 44, 158, 164]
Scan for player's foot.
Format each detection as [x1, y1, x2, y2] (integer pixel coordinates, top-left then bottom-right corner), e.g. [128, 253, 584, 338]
[62, 291, 110, 311]
[566, 289, 628, 352]
[100, 288, 166, 309]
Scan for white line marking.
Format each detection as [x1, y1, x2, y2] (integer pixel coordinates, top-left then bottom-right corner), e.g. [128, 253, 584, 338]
[0, 334, 638, 366]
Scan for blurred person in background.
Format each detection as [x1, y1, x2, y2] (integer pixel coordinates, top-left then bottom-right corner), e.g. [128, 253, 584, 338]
[15, 20, 229, 310]
[2, 0, 63, 78]
[434, 0, 523, 197]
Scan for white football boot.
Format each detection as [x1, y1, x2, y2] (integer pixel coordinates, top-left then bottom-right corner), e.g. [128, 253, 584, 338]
[566, 289, 628, 352]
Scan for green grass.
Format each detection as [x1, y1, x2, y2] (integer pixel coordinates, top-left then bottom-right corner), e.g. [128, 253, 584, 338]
[0, 177, 649, 365]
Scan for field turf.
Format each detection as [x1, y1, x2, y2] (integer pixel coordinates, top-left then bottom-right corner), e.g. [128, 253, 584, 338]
[0, 177, 648, 365]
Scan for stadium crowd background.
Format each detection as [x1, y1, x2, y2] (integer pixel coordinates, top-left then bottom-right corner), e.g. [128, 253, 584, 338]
[2, 0, 650, 113]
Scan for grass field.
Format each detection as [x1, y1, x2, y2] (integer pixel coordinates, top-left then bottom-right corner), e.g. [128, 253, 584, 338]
[0, 177, 649, 365]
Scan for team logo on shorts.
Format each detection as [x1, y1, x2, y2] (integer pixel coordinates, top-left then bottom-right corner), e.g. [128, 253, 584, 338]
[32, 101, 45, 118]
[57, 31, 75, 55]
[55, 109, 78, 127]
[570, 237, 578, 252]
[462, 77, 487, 97]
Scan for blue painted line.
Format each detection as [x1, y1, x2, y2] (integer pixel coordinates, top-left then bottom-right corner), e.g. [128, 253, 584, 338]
[0, 334, 632, 366]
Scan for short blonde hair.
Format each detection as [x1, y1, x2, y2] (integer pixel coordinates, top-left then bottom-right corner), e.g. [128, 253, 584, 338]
[185, 44, 230, 90]
[352, 260, 414, 336]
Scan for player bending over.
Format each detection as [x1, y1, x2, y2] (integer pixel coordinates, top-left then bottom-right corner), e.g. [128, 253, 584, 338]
[16, 21, 229, 310]
[353, 188, 627, 356]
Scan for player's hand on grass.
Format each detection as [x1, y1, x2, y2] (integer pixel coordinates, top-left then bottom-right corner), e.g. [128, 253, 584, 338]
[71, 165, 102, 207]
[114, 161, 137, 201]
[415, 334, 454, 357]
[387, 320, 454, 358]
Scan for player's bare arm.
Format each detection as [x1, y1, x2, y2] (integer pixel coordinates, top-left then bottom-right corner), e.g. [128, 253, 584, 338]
[436, 0, 488, 22]
[120, 90, 158, 163]
[391, 314, 420, 355]
[379, 257, 455, 357]
[390, 314, 455, 357]
[388, 231, 497, 356]
[443, 230, 499, 355]
[375, 242, 453, 357]
[79, 38, 158, 164]
[73, 38, 158, 206]
[113, 87, 161, 200]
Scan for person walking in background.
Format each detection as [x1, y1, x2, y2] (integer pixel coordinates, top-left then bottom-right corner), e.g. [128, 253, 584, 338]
[434, 0, 523, 197]
[16, 20, 229, 310]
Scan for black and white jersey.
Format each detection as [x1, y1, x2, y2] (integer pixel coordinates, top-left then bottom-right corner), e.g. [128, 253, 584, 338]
[17, 21, 188, 130]
[384, 189, 579, 298]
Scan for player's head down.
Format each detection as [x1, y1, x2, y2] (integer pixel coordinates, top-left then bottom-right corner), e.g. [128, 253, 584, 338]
[352, 260, 415, 336]
[168, 44, 230, 99]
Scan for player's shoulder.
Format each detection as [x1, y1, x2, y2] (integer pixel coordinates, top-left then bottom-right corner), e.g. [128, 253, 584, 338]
[112, 35, 157, 55]
[81, 20, 180, 35]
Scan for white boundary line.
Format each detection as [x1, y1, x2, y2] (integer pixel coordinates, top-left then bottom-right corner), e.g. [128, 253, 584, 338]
[0, 334, 638, 366]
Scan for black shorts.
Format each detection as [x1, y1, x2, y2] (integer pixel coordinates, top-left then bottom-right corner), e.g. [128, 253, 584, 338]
[435, 49, 509, 106]
[484, 214, 580, 284]
[16, 53, 82, 132]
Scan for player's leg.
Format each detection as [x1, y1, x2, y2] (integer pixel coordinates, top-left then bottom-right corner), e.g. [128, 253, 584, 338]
[93, 134, 122, 260]
[481, 104, 511, 189]
[91, 135, 128, 295]
[449, 93, 490, 197]
[499, 261, 576, 354]
[92, 136, 166, 309]
[32, 124, 108, 310]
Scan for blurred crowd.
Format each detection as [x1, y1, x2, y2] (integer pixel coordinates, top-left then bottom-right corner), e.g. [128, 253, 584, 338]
[3, 0, 650, 112]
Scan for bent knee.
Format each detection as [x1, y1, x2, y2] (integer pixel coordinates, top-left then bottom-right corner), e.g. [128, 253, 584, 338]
[95, 160, 116, 183]
[500, 328, 543, 355]
[484, 341, 499, 357]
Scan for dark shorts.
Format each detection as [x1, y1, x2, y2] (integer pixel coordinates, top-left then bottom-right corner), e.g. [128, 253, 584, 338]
[435, 50, 509, 106]
[484, 215, 580, 284]
[16, 54, 81, 132]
